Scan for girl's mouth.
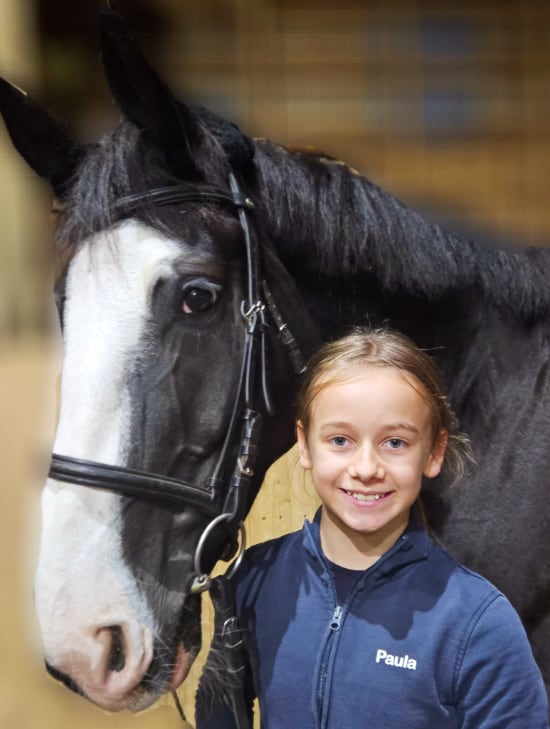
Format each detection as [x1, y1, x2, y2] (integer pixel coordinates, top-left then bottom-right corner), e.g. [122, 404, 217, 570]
[344, 490, 391, 503]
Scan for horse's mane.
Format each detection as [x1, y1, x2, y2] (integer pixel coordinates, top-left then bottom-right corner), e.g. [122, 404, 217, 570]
[253, 140, 550, 321]
[56, 119, 550, 322]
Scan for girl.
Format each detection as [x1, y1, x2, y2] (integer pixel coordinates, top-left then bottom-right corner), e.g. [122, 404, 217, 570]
[197, 328, 548, 728]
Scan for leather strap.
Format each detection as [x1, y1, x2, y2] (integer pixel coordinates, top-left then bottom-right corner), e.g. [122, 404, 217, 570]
[49, 454, 221, 513]
[205, 575, 252, 729]
[114, 184, 253, 216]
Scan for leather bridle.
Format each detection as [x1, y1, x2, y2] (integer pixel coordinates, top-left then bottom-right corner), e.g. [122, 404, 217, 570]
[48, 172, 305, 594]
[48, 172, 307, 728]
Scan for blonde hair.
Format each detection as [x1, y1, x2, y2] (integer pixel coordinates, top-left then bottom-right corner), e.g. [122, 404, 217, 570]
[296, 327, 471, 485]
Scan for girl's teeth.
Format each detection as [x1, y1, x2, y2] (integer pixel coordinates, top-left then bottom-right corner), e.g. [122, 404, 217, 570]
[347, 491, 383, 501]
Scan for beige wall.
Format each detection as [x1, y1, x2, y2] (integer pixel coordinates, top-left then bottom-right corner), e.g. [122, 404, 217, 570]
[0, 1, 51, 337]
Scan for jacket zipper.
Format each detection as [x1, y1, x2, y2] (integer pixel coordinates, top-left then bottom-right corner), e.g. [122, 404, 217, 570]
[330, 605, 343, 630]
[317, 605, 343, 722]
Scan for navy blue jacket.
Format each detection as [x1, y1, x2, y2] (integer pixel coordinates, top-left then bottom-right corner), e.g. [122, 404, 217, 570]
[197, 510, 548, 728]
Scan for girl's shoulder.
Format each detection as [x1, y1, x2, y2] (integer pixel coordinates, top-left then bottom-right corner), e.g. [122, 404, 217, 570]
[230, 527, 308, 605]
[426, 538, 506, 607]
[242, 526, 304, 564]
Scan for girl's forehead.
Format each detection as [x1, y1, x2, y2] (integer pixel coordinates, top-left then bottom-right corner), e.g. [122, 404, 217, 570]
[314, 365, 421, 394]
[304, 366, 439, 443]
[310, 366, 433, 417]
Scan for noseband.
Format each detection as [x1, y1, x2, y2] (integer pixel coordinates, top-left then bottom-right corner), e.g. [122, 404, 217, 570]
[48, 172, 305, 593]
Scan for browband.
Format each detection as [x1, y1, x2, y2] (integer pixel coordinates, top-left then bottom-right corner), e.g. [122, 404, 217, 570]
[113, 184, 254, 217]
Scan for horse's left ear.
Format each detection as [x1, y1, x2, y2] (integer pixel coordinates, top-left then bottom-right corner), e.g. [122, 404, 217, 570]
[191, 104, 255, 175]
[99, 7, 203, 180]
[0, 78, 85, 198]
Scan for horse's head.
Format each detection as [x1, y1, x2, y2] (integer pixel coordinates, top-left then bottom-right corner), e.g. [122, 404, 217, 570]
[0, 9, 316, 712]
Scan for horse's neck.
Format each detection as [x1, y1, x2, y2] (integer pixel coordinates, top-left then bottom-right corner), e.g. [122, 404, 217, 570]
[253, 140, 550, 421]
[255, 141, 474, 307]
[253, 141, 511, 417]
[254, 141, 476, 338]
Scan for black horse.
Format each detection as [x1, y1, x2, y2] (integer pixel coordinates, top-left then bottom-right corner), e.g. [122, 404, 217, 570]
[1, 8, 549, 715]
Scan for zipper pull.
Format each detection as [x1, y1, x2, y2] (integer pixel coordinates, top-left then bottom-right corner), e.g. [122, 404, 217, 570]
[330, 606, 343, 631]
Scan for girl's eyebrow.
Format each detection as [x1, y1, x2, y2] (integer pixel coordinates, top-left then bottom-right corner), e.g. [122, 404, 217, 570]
[384, 422, 420, 434]
[319, 420, 420, 434]
[319, 421, 354, 431]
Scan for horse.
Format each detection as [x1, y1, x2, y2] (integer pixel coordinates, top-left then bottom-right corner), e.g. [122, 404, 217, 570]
[1, 7, 549, 717]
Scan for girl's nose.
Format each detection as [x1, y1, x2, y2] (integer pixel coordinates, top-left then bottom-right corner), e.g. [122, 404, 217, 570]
[348, 443, 384, 482]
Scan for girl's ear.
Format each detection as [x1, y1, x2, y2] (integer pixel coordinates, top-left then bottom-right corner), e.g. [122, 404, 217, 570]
[424, 429, 448, 478]
[296, 421, 313, 470]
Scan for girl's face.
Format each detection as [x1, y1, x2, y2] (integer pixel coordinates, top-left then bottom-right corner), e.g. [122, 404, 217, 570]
[296, 367, 446, 559]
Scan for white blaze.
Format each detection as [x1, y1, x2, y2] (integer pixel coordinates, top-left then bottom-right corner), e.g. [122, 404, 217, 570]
[34, 222, 186, 707]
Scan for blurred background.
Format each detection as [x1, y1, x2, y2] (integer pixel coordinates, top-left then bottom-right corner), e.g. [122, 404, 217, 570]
[1, 0, 549, 726]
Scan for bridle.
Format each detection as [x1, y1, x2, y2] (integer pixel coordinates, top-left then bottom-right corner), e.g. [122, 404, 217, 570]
[49, 171, 305, 583]
[47, 172, 306, 726]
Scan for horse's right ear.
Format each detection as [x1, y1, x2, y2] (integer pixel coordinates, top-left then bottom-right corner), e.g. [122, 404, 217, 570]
[0, 77, 85, 198]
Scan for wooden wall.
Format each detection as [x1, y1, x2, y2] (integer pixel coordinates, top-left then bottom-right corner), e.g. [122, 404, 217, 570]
[152, 0, 550, 245]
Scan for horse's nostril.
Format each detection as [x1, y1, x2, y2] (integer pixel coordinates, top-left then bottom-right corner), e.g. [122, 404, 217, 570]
[45, 660, 85, 696]
[107, 626, 126, 673]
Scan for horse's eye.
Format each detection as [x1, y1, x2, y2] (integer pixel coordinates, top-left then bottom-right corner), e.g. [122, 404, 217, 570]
[181, 283, 220, 314]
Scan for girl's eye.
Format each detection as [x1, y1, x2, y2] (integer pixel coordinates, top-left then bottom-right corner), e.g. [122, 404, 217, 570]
[330, 436, 349, 447]
[181, 283, 220, 314]
[385, 438, 407, 450]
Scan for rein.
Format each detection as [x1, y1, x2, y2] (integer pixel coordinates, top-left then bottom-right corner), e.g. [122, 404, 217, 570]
[47, 172, 305, 728]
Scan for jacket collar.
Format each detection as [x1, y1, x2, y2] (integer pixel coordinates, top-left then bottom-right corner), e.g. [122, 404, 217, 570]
[303, 504, 432, 579]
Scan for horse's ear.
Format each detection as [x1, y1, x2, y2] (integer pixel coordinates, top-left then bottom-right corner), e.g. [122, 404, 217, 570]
[0, 78, 85, 198]
[99, 7, 202, 180]
[191, 104, 255, 175]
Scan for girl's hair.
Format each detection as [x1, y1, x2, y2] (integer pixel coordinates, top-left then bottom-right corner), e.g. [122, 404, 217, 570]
[296, 327, 472, 485]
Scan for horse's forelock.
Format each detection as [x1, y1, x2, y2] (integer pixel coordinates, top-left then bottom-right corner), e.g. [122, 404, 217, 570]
[55, 116, 236, 252]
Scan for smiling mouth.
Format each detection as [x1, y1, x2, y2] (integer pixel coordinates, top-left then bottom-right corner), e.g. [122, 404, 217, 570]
[345, 490, 390, 502]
